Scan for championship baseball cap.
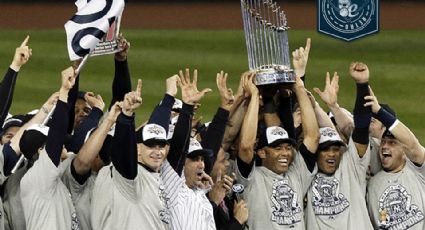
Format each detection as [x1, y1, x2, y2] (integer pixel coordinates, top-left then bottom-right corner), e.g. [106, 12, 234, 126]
[19, 123, 49, 159]
[257, 126, 297, 150]
[318, 127, 346, 151]
[186, 138, 213, 160]
[1, 115, 25, 134]
[135, 123, 168, 146]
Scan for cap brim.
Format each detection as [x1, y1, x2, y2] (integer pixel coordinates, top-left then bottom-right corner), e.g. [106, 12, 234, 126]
[268, 138, 297, 148]
[318, 140, 346, 151]
[142, 138, 168, 147]
[187, 149, 213, 159]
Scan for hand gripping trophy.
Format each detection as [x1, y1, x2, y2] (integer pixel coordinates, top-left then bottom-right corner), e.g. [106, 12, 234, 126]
[241, 0, 295, 85]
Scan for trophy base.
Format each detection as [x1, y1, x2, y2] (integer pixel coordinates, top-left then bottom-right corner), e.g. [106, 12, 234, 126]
[255, 69, 296, 85]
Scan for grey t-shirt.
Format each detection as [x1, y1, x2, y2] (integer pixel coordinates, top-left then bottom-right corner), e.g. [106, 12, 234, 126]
[61, 155, 96, 230]
[90, 164, 170, 230]
[20, 150, 80, 230]
[3, 161, 28, 230]
[0, 145, 8, 230]
[305, 137, 373, 229]
[235, 151, 314, 230]
[367, 159, 425, 230]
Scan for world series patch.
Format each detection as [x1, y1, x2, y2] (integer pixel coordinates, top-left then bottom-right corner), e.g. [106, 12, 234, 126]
[312, 175, 349, 218]
[378, 184, 424, 230]
[270, 179, 302, 225]
[318, 0, 379, 41]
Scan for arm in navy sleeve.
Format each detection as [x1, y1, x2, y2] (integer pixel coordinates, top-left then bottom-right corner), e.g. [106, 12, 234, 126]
[299, 143, 316, 173]
[45, 100, 70, 167]
[111, 113, 137, 180]
[65, 107, 103, 153]
[0, 68, 18, 127]
[201, 107, 229, 174]
[168, 102, 194, 176]
[109, 59, 131, 110]
[148, 94, 174, 132]
[2, 143, 20, 176]
[67, 74, 79, 134]
[278, 96, 296, 140]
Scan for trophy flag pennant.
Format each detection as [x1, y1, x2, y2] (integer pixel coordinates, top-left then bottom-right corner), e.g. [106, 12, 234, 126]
[65, 0, 125, 61]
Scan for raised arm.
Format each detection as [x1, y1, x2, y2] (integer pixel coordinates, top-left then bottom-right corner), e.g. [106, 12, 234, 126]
[294, 75, 319, 153]
[111, 80, 142, 180]
[168, 68, 211, 174]
[365, 87, 425, 165]
[313, 72, 354, 139]
[201, 71, 231, 173]
[222, 72, 248, 152]
[73, 102, 120, 178]
[0, 36, 32, 127]
[238, 72, 259, 164]
[292, 38, 311, 80]
[45, 67, 76, 167]
[109, 34, 132, 110]
[349, 62, 372, 158]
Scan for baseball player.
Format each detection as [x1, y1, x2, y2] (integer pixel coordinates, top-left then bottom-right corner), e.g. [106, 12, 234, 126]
[366, 86, 425, 230]
[304, 63, 374, 229]
[234, 72, 319, 230]
[20, 66, 80, 230]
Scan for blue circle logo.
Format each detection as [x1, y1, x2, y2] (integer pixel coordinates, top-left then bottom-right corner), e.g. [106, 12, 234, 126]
[321, 0, 375, 34]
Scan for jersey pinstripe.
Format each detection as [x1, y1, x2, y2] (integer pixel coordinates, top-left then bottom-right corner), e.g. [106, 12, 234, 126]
[161, 161, 216, 230]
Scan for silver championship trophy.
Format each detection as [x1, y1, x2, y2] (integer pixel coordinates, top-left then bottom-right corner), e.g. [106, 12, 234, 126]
[241, 0, 295, 85]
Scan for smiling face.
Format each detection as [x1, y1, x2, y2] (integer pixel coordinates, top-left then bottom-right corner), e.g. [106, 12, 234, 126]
[380, 137, 406, 173]
[259, 143, 295, 174]
[317, 145, 344, 175]
[137, 142, 168, 172]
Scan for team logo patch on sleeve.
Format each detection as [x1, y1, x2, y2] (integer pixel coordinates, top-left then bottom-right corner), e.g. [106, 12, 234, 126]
[318, 0, 379, 41]
[378, 184, 424, 230]
[270, 179, 302, 225]
[311, 175, 349, 217]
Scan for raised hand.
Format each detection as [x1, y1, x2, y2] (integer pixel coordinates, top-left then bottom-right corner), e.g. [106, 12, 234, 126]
[208, 170, 234, 205]
[85, 92, 105, 111]
[10, 35, 32, 71]
[59, 67, 76, 102]
[364, 86, 381, 114]
[115, 33, 130, 61]
[349, 62, 369, 83]
[292, 38, 311, 78]
[313, 72, 340, 106]
[121, 79, 143, 116]
[166, 74, 179, 97]
[242, 71, 257, 97]
[216, 71, 234, 110]
[178, 68, 212, 105]
[107, 101, 122, 122]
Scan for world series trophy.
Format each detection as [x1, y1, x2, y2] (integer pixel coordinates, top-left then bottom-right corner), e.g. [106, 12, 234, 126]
[240, 0, 295, 85]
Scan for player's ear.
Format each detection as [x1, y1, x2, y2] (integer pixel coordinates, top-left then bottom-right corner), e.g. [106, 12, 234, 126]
[257, 148, 266, 159]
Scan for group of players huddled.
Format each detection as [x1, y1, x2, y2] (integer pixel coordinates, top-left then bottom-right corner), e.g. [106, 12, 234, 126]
[0, 35, 424, 230]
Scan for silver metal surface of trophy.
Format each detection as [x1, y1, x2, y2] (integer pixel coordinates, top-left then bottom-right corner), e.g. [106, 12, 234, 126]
[241, 0, 295, 85]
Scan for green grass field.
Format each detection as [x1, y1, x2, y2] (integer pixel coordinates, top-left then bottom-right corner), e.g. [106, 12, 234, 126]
[0, 29, 424, 141]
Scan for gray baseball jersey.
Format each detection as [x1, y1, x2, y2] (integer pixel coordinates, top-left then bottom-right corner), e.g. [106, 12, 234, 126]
[2, 160, 28, 230]
[0, 145, 7, 230]
[160, 161, 216, 230]
[305, 137, 373, 229]
[235, 151, 314, 230]
[369, 136, 382, 176]
[90, 164, 170, 230]
[367, 159, 425, 230]
[61, 154, 96, 230]
[20, 150, 80, 230]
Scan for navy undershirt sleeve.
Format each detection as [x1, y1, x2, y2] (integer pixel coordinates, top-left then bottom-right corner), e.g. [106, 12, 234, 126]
[109, 59, 131, 110]
[0, 68, 18, 128]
